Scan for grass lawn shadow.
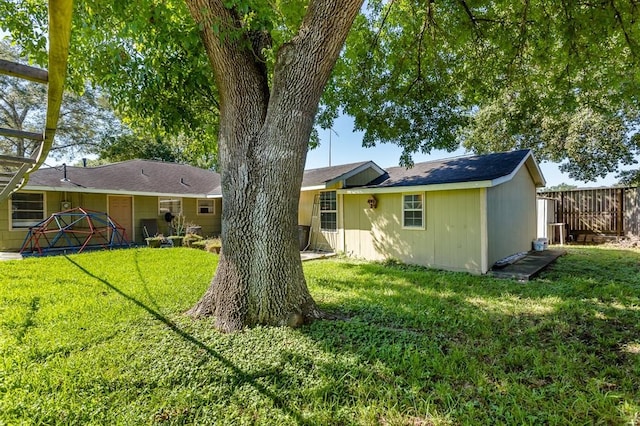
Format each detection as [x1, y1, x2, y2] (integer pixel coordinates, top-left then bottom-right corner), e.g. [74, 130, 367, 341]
[300, 248, 640, 423]
[64, 255, 311, 426]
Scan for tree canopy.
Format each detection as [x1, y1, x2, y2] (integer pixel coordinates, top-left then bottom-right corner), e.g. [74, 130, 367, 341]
[3, 1, 639, 181]
[326, 0, 640, 180]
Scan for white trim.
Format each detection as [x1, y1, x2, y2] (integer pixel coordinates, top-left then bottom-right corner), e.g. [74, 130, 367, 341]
[525, 153, 546, 187]
[196, 198, 216, 216]
[301, 185, 327, 192]
[401, 192, 425, 230]
[319, 190, 338, 233]
[490, 151, 546, 188]
[23, 185, 217, 199]
[9, 190, 47, 231]
[158, 196, 183, 216]
[338, 151, 546, 195]
[302, 161, 386, 192]
[479, 188, 489, 274]
[340, 180, 495, 195]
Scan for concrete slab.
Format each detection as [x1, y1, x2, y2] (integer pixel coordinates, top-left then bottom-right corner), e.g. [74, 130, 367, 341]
[300, 251, 336, 262]
[491, 249, 566, 281]
[0, 252, 23, 261]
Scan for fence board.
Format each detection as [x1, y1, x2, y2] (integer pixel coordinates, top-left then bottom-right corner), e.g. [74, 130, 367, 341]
[539, 187, 639, 238]
[624, 188, 640, 237]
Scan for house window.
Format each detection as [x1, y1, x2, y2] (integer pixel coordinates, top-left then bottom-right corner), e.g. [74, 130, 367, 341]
[319, 191, 337, 232]
[403, 193, 424, 228]
[159, 197, 182, 215]
[11, 192, 45, 229]
[197, 199, 215, 215]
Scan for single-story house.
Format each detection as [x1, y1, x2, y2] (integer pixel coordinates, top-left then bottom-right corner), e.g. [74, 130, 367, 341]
[0, 159, 222, 250]
[1, 149, 545, 274]
[299, 149, 545, 274]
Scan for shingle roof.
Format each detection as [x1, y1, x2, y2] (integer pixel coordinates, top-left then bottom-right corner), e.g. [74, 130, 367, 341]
[23, 150, 543, 196]
[301, 161, 371, 188]
[26, 159, 221, 196]
[369, 150, 536, 188]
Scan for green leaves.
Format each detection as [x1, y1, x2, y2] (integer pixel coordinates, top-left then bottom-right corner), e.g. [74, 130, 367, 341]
[4, 0, 640, 179]
[328, 0, 640, 176]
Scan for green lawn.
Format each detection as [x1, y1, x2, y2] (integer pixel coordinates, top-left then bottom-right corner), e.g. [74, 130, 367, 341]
[1, 247, 639, 425]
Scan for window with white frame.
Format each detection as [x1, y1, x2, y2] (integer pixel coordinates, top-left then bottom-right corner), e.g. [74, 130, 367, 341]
[197, 199, 215, 215]
[403, 193, 424, 228]
[11, 192, 45, 229]
[319, 191, 337, 232]
[158, 197, 182, 215]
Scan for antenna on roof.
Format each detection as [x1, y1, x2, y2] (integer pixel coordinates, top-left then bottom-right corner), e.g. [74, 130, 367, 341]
[328, 128, 339, 167]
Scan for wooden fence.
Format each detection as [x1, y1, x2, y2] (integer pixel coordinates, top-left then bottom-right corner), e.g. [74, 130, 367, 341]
[539, 187, 640, 240]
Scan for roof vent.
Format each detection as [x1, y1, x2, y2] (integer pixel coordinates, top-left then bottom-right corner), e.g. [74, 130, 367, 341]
[60, 163, 70, 182]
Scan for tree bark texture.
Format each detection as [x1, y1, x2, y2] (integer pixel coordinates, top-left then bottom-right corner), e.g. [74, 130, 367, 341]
[185, 0, 364, 331]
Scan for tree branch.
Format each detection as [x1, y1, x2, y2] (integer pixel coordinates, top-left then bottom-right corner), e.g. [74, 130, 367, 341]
[371, 0, 397, 51]
[458, 0, 482, 38]
[271, 0, 364, 112]
[610, 0, 638, 58]
[185, 0, 270, 122]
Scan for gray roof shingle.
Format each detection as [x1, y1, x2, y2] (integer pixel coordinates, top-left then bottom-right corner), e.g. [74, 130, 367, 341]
[27, 159, 221, 196]
[24, 150, 541, 196]
[370, 150, 533, 188]
[301, 161, 371, 188]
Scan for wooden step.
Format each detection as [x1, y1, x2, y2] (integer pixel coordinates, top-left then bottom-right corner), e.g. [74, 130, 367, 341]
[0, 127, 44, 141]
[0, 59, 48, 84]
[0, 154, 37, 165]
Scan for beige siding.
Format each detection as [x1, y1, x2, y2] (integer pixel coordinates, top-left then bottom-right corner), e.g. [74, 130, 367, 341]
[0, 191, 223, 250]
[298, 191, 316, 226]
[132, 196, 160, 242]
[299, 189, 343, 252]
[135, 196, 222, 241]
[343, 190, 485, 274]
[345, 168, 382, 187]
[430, 190, 484, 273]
[487, 166, 537, 266]
[0, 198, 9, 250]
[0, 196, 28, 251]
[182, 198, 222, 237]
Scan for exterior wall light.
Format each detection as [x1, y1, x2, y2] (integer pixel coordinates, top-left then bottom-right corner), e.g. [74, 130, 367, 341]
[367, 195, 377, 209]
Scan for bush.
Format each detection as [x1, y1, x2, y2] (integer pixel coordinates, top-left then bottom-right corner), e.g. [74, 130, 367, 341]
[191, 237, 222, 253]
[183, 233, 203, 247]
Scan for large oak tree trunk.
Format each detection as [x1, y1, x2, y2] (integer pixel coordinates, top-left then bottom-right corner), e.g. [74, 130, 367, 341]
[185, 0, 363, 332]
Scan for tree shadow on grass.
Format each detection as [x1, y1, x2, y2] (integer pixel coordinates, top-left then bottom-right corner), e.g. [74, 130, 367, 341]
[64, 255, 310, 426]
[131, 249, 162, 312]
[300, 253, 640, 423]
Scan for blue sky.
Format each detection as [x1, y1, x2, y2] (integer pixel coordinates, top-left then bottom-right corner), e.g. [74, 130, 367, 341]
[307, 115, 627, 188]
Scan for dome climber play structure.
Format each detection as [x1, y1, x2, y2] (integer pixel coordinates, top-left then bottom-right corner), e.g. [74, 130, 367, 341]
[19, 207, 129, 256]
